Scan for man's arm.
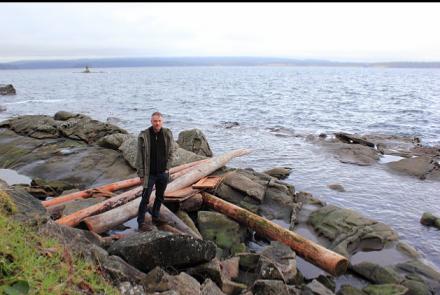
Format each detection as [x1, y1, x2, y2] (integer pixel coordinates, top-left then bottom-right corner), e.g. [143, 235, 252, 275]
[136, 135, 145, 180]
[166, 129, 175, 171]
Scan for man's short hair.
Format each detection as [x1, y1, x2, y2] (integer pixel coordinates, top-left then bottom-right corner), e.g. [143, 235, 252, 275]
[151, 111, 163, 118]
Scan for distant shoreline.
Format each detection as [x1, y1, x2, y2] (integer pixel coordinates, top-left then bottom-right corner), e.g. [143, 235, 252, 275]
[2, 57, 440, 70]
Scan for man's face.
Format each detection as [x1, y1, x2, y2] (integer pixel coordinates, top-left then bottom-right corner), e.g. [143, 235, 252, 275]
[151, 115, 163, 131]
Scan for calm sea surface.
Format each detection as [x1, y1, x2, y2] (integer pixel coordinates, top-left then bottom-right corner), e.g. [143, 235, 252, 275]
[1, 66, 439, 267]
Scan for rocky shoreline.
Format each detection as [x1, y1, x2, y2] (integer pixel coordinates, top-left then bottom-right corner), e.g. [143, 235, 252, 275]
[1, 112, 439, 295]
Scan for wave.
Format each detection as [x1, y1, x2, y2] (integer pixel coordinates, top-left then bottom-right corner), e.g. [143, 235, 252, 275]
[4, 99, 66, 105]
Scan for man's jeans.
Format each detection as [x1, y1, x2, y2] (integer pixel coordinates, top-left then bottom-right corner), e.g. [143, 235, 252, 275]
[137, 171, 169, 225]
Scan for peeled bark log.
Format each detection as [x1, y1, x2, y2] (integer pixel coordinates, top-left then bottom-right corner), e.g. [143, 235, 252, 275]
[202, 192, 349, 276]
[169, 160, 209, 181]
[56, 186, 143, 227]
[42, 179, 140, 207]
[82, 149, 251, 234]
[43, 159, 207, 208]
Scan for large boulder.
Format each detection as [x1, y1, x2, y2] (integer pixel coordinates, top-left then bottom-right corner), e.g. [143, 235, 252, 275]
[387, 156, 440, 180]
[308, 205, 398, 257]
[177, 129, 213, 157]
[0, 84, 16, 95]
[197, 211, 247, 258]
[108, 230, 217, 273]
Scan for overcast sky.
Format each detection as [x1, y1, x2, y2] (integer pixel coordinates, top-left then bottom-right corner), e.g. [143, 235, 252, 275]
[1, 3, 440, 62]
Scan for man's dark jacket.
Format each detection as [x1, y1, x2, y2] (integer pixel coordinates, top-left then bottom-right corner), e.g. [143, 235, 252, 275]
[136, 127, 175, 187]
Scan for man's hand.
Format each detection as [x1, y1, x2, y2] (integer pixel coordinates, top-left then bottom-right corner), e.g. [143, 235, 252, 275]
[139, 177, 144, 184]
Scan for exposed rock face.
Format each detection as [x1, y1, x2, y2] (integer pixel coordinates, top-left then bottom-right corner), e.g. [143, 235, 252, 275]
[303, 279, 335, 295]
[108, 231, 217, 273]
[259, 241, 297, 283]
[0, 84, 16, 95]
[223, 171, 266, 203]
[1, 113, 127, 143]
[420, 212, 440, 229]
[308, 205, 398, 257]
[251, 279, 290, 295]
[213, 168, 296, 223]
[171, 147, 207, 167]
[0, 128, 135, 188]
[97, 133, 131, 150]
[334, 144, 380, 166]
[4, 184, 48, 224]
[362, 284, 408, 295]
[197, 211, 247, 258]
[263, 167, 292, 180]
[351, 262, 402, 284]
[327, 183, 346, 192]
[201, 278, 225, 295]
[177, 129, 213, 157]
[387, 156, 440, 180]
[335, 132, 375, 148]
[118, 135, 138, 168]
[57, 114, 127, 144]
[142, 267, 201, 295]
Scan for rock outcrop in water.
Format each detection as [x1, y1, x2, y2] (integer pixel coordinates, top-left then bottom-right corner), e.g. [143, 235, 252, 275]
[420, 212, 440, 229]
[0, 84, 16, 95]
[314, 131, 440, 180]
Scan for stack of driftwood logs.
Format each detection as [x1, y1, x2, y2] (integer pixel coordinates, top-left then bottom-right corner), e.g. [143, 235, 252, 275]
[41, 149, 348, 276]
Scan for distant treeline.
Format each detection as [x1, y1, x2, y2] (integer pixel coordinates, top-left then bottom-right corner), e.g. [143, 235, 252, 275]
[1, 57, 440, 69]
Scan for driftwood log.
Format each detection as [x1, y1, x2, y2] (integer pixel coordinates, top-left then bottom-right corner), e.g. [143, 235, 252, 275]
[202, 192, 349, 276]
[43, 159, 208, 207]
[82, 149, 251, 234]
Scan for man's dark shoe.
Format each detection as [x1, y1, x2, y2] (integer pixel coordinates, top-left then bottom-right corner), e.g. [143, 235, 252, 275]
[138, 222, 154, 232]
[151, 217, 167, 226]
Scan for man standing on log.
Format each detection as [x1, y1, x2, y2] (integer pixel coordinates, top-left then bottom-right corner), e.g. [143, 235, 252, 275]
[136, 111, 175, 230]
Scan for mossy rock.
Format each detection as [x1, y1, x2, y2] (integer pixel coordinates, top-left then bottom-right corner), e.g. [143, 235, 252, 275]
[362, 284, 408, 295]
[197, 211, 247, 258]
[308, 205, 398, 257]
[337, 285, 366, 295]
[0, 190, 17, 215]
[351, 262, 402, 284]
